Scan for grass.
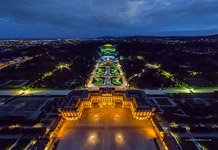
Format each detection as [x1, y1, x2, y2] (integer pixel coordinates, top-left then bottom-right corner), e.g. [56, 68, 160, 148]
[111, 68, 120, 75]
[93, 77, 104, 86]
[96, 68, 105, 76]
[111, 77, 123, 86]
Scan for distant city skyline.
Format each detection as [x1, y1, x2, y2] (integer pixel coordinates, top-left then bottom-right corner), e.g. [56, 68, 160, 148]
[0, 0, 218, 39]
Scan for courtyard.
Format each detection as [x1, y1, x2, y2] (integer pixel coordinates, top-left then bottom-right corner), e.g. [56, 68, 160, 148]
[56, 106, 158, 150]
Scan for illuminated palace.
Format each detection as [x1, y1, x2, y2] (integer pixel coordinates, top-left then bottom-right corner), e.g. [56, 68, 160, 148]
[46, 44, 179, 150]
[58, 44, 155, 120]
[58, 89, 155, 121]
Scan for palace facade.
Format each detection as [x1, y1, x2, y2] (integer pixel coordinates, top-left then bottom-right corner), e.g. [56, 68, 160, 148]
[58, 89, 155, 121]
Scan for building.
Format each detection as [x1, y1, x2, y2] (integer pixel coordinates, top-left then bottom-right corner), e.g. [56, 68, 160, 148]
[124, 90, 155, 120]
[33, 117, 64, 150]
[58, 89, 155, 121]
[58, 90, 91, 121]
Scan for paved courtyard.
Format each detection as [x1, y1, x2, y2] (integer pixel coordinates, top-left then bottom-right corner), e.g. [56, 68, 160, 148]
[56, 106, 158, 150]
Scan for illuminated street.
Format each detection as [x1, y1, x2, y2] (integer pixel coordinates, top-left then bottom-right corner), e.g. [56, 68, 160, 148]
[1, 87, 218, 96]
[57, 107, 157, 150]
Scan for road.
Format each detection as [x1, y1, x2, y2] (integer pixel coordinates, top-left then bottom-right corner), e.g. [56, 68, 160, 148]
[0, 89, 70, 96]
[143, 88, 218, 95]
[0, 88, 217, 96]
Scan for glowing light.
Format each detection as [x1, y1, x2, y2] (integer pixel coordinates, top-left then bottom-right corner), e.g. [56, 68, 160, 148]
[104, 44, 113, 47]
[170, 122, 178, 128]
[31, 140, 37, 145]
[87, 133, 98, 145]
[91, 135, 94, 140]
[42, 71, 53, 79]
[23, 89, 30, 95]
[56, 63, 71, 71]
[94, 114, 98, 119]
[188, 71, 202, 77]
[189, 88, 194, 93]
[19, 89, 30, 95]
[32, 123, 43, 128]
[183, 87, 194, 93]
[143, 128, 156, 139]
[57, 123, 70, 138]
[185, 126, 190, 131]
[19, 90, 24, 95]
[161, 70, 174, 79]
[145, 63, 161, 69]
[9, 124, 21, 129]
[115, 133, 124, 145]
[137, 55, 144, 60]
[171, 132, 182, 146]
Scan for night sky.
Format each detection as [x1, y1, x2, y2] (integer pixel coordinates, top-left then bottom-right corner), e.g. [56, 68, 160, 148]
[0, 0, 218, 39]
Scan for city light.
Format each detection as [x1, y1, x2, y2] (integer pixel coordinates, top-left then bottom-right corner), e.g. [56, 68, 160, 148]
[19, 89, 30, 95]
[115, 133, 124, 145]
[94, 114, 99, 120]
[87, 133, 98, 145]
[170, 122, 179, 128]
[56, 63, 71, 71]
[1, 40, 216, 150]
[185, 126, 190, 132]
[143, 128, 157, 140]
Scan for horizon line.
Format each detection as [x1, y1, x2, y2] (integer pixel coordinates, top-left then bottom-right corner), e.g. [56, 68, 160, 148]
[1, 33, 218, 41]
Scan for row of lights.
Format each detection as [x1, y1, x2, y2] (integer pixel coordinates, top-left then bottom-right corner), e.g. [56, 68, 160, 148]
[88, 132, 125, 145]
[93, 114, 119, 120]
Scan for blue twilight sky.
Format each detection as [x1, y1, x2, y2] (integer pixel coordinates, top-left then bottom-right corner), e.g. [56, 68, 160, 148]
[0, 0, 218, 39]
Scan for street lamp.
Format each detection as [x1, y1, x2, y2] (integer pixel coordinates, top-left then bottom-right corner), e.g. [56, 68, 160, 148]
[115, 133, 124, 145]
[88, 133, 98, 145]
[94, 114, 98, 120]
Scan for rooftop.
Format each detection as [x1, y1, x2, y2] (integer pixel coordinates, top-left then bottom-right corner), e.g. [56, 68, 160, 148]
[125, 90, 155, 110]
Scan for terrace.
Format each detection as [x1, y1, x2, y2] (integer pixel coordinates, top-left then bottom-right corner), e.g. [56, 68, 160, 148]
[57, 107, 158, 150]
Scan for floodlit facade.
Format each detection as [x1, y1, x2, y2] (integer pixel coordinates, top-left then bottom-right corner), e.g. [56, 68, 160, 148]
[44, 44, 179, 150]
[58, 89, 155, 121]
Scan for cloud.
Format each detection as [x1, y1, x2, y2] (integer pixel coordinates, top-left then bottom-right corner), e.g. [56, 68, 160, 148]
[0, 0, 218, 38]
